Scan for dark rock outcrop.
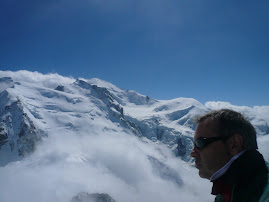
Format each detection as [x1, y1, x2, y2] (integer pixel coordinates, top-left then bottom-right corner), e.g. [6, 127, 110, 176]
[71, 192, 117, 202]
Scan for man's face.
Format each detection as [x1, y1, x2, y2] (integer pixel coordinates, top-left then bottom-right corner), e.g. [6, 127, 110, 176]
[190, 119, 232, 179]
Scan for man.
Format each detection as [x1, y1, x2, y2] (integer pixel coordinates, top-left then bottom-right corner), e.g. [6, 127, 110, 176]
[190, 109, 269, 202]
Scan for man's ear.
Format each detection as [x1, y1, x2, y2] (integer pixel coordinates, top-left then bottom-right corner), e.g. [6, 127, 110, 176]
[227, 134, 244, 156]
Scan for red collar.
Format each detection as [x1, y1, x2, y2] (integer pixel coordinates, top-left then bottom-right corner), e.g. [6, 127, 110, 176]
[212, 180, 232, 202]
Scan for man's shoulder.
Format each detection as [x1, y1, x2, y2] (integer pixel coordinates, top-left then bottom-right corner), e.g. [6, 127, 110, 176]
[229, 157, 268, 202]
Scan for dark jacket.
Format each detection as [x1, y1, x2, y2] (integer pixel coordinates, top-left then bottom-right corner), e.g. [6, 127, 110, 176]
[212, 150, 269, 202]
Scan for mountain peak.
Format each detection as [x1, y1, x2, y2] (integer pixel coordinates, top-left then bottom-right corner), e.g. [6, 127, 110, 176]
[87, 78, 123, 92]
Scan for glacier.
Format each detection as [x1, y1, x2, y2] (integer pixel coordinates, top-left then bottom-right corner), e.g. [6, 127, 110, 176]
[0, 70, 268, 202]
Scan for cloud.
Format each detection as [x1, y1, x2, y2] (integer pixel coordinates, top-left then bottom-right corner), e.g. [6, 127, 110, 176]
[205, 101, 269, 124]
[0, 77, 14, 93]
[0, 129, 213, 202]
[258, 135, 269, 162]
[0, 70, 75, 89]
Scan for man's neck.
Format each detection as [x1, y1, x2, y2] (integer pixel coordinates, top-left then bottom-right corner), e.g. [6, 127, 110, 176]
[210, 150, 246, 181]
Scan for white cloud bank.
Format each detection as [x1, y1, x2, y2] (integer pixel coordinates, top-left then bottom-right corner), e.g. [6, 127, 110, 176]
[258, 135, 269, 162]
[0, 130, 214, 202]
[0, 70, 75, 89]
[205, 101, 269, 122]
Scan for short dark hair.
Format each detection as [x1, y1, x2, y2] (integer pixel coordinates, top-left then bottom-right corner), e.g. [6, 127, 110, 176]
[195, 109, 258, 150]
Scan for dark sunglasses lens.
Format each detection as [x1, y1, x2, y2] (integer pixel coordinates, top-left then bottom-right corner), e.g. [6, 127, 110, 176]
[195, 138, 205, 149]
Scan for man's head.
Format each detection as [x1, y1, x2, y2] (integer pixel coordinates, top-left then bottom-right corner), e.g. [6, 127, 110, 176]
[190, 109, 257, 179]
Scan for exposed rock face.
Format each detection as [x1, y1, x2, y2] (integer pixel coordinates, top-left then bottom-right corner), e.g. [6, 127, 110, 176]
[55, 85, 65, 92]
[74, 79, 142, 136]
[0, 93, 42, 166]
[177, 137, 186, 156]
[71, 192, 116, 202]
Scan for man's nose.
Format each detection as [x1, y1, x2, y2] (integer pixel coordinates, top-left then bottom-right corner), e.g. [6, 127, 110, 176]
[190, 146, 198, 157]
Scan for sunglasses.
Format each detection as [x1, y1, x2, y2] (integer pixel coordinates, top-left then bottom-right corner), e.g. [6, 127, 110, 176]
[193, 134, 233, 150]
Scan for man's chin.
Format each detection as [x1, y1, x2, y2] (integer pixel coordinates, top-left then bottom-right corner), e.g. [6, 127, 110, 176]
[198, 170, 210, 179]
[195, 163, 211, 179]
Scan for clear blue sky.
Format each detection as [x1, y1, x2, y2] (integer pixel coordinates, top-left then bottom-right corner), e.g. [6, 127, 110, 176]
[0, 0, 268, 106]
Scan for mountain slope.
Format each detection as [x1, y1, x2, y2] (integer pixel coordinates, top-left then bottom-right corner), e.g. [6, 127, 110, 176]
[0, 71, 268, 166]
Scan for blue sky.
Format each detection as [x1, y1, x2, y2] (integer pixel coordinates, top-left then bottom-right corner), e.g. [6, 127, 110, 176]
[0, 0, 268, 107]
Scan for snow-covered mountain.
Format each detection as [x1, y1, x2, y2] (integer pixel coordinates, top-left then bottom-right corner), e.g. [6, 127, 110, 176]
[0, 71, 268, 166]
[0, 70, 268, 202]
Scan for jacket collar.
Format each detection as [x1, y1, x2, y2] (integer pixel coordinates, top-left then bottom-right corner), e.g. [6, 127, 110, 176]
[211, 149, 267, 195]
[210, 150, 246, 181]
